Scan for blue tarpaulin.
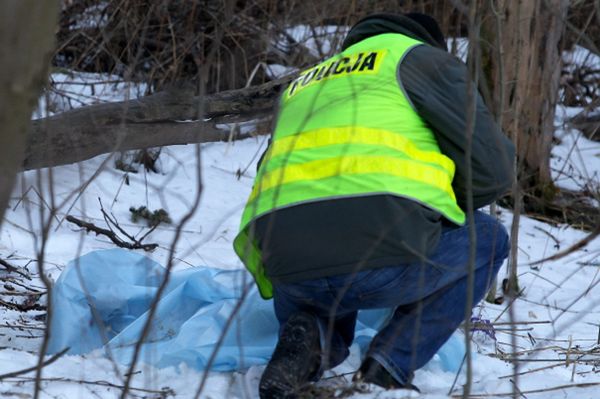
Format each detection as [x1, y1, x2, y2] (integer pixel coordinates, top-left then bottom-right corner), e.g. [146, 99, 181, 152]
[48, 249, 465, 372]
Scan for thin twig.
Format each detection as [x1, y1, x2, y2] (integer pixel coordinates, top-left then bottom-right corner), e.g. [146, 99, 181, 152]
[448, 353, 467, 396]
[0, 258, 20, 274]
[0, 298, 45, 312]
[452, 381, 600, 397]
[33, 167, 57, 399]
[462, 1, 481, 397]
[493, 320, 552, 326]
[119, 145, 204, 399]
[533, 226, 561, 248]
[0, 323, 45, 331]
[498, 362, 565, 379]
[0, 348, 69, 380]
[99, 198, 138, 243]
[506, 1, 525, 396]
[529, 222, 600, 265]
[0, 258, 31, 280]
[65, 215, 158, 251]
[193, 281, 253, 399]
[7, 375, 174, 395]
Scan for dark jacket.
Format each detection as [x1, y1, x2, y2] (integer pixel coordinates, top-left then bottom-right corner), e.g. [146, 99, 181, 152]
[252, 15, 515, 284]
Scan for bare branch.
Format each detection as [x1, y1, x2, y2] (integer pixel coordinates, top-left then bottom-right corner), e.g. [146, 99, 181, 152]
[0, 258, 32, 281]
[452, 381, 600, 397]
[0, 347, 69, 381]
[65, 215, 159, 251]
[0, 297, 45, 312]
[529, 222, 600, 265]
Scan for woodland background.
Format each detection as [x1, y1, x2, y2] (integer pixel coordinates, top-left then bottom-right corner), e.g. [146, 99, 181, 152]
[0, 1, 599, 398]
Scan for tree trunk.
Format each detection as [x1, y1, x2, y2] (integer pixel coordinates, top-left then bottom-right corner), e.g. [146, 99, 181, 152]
[487, 0, 568, 197]
[480, 0, 569, 296]
[0, 0, 60, 228]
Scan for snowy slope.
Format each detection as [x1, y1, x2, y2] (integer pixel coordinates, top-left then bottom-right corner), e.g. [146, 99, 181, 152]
[1, 124, 599, 399]
[1, 45, 600, 398]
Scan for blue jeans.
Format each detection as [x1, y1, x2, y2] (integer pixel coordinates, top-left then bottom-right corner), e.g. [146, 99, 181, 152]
[272, 211, 509, 385]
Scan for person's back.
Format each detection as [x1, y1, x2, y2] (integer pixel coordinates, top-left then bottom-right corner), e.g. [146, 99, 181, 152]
[250, 31, 465, 288]
[233, 12, 515, 398]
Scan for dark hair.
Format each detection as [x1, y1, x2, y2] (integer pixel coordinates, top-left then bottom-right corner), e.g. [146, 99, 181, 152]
[341, 13, 447, 51]
[404, 13, 446, 50]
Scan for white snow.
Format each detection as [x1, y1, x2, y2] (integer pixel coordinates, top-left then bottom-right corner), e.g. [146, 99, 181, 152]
[34, 71, 148, 119]
[551, 122, 600, 194]
[67, 2, 110, 31]
[563, 45, 600, 71]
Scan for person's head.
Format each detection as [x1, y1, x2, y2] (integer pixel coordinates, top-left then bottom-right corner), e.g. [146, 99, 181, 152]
[342, 12, 447, 51]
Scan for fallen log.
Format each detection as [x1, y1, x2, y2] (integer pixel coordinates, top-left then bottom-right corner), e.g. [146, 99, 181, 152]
[24, 75, 293, 170]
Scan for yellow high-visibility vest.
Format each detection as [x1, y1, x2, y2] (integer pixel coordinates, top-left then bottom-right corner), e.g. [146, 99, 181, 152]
[235, 32, 465, 299]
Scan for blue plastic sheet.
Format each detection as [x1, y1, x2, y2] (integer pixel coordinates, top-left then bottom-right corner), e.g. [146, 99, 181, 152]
[48, 249, 465, 372]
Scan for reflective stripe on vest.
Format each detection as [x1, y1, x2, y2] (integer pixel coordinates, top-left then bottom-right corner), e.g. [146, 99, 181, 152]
[235, 33, 466, 299]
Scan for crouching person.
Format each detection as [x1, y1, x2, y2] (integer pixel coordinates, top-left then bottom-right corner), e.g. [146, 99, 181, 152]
[233, 12, 515, 398]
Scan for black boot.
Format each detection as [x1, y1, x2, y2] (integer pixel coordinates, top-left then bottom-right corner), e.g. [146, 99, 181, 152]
[354, 357, 420, 392]
[259, 312, 321, 399]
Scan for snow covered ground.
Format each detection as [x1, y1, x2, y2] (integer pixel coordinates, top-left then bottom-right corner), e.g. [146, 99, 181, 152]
[1, 46, 600, 398]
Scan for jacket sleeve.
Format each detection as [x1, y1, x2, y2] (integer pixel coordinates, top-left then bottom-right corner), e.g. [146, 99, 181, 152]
[399, 45, 516, 210]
